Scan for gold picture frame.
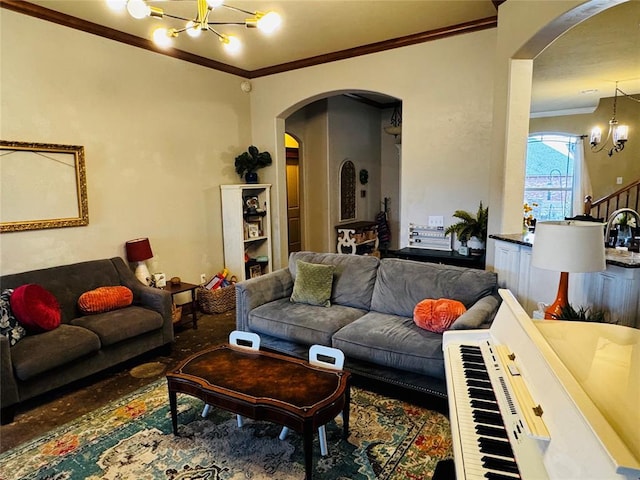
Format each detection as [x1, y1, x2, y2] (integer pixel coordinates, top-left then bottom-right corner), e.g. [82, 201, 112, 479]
[1, 140, 89, 233]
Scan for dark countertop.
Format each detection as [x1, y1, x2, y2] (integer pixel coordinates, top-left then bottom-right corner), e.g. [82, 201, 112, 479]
[489, 233, 640, 269]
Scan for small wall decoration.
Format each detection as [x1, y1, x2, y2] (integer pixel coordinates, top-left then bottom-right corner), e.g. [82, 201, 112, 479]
[359, 169, 369, 185]
[339, 160, 356, 221]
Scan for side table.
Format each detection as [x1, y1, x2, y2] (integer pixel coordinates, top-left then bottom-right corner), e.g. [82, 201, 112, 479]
[163, 281, 199, 329]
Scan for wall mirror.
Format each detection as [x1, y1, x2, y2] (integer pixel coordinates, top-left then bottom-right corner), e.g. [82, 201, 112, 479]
[1, 140, 89, 233]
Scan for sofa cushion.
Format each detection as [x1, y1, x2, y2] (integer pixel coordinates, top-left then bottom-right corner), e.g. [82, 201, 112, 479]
[288, 252, 379, 310]
[10, 284, 61, 332]
[70, 306, 163, 346]
[78, 286, 133, 314]
[332, 311, 446, 379]
[248, 297, 367, 346]
[414, 298, 467, 333]
[290, 260, 335, 307]
[371, 258, 497, 317]
[0, 289, 27, 346]
[11, 324, 101, 381]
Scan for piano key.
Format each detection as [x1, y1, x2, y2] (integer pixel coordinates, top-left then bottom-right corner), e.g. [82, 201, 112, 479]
[473, 410, 504, 426]
[476, 424, 508, 439]
[481, 456, 519, 474]
[478, 437, 515, 458]
[471, 400, 500, 412]
[466, 370, 491, 381]
[469, 388, 498, 401]
[468, 379, 493, 388]
[485, 472, 521, 480]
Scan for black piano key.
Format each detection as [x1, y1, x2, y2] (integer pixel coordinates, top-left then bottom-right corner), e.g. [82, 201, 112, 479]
[469, 387, 497, 401]
[465, 369, 490, 381]
[473, 410, 504, 426]
[462, 353, 485, 363]
[471, 399, 500, 412]
[467, 379, 493, 388]
[460, 345, 481, 352]
[463, 360, 487, 370]
[481, 455, 520, 474]
[479, 437, 515, 458]
[476, 424, 508, 439]
[485, 472, 521, 480]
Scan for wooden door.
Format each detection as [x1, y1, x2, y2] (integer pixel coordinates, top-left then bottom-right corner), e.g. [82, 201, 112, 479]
[286, 147, 301, 253]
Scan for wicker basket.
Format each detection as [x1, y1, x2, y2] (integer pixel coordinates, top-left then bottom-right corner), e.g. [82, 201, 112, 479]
[198, 285, 236, 314]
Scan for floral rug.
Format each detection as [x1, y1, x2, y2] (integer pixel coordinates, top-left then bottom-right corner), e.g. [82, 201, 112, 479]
[0, 379, 453, 480]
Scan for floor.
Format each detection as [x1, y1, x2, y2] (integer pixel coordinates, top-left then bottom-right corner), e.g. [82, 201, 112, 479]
[1, 308, 448, 454]
[0, 310, 236, 453]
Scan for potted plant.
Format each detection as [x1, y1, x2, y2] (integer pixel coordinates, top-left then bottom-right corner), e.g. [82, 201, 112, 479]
[444, 201, 488, 255]
[558, 304, 608, 323]
[234, 145, 272, 184]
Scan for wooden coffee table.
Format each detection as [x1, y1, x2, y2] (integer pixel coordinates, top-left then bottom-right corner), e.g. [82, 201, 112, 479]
[166, 344, 351, 480]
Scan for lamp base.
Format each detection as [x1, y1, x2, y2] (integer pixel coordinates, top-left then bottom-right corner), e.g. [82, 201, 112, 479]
[134, 261, 151, 286]
[544, 271, 569, 320]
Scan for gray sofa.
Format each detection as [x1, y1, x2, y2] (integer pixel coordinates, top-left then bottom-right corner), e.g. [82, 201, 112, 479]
[0, 257, 174, 423]
[236, 251, 499, 398]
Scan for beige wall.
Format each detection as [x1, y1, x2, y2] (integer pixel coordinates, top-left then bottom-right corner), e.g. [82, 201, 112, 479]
[249, 31, 497, 267]
[530, 96, 640, 200]
[1, 0, 626, 277]
[0, 9, 251, 279]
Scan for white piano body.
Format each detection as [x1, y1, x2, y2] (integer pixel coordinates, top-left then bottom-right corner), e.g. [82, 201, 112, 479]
[443, 289, 640, 480]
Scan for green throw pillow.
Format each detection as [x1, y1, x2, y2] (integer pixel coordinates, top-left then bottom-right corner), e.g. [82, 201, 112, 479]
[290, 260, 335, 307]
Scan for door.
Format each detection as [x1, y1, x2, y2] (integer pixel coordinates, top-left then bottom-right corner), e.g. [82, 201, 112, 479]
[286, 147, 301, 253]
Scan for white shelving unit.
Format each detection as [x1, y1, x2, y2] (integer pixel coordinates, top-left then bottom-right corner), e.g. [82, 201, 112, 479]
[221, 184, 272, 282]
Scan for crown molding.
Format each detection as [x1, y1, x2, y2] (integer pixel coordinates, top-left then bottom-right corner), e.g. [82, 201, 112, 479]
[1, 0, 497, 79]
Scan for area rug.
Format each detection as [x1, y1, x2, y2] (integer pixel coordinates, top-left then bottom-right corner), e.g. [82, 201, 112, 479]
[0, 379, 453, 480]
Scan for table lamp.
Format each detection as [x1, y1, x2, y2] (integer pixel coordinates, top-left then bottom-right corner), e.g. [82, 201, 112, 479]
[125, 238, 153, 285]
[531, 220, 605, 319]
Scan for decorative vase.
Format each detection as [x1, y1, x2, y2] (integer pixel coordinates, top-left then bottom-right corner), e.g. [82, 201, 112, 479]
[245, 172, 258, 184]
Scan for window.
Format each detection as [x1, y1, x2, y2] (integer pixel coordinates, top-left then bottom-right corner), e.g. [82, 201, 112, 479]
[524, 133, 581, 221]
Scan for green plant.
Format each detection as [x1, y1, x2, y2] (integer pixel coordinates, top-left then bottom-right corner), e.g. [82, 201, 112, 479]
[444, 201, 488, 244]
[558, 304, 608, 323]
[234, 145, 272, 178]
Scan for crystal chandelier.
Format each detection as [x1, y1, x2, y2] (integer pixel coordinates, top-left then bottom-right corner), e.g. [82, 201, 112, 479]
[106, 0, 282, 53]
[589, 82, 633, 157]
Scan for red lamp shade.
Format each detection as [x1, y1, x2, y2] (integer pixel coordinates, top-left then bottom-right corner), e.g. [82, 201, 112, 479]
[125, 238, 153, 262]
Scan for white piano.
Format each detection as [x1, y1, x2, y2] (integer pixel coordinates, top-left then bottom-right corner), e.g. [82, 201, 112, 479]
[443, 289, 640, 480]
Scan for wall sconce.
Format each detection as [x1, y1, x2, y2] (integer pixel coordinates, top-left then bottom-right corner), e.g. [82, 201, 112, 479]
[125, 238, 154, 285]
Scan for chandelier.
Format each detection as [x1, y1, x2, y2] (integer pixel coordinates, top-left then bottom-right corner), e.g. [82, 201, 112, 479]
[107, 0, 282, 53]
[384, 103, 402, 142]
[589, 82, 634, 157]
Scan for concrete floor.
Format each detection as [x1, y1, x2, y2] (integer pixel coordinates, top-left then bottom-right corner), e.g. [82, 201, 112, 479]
[0, 310, 236, 453]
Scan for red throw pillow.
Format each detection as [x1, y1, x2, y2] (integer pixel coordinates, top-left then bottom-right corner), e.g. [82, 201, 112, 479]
[10, 284, 61, 332]
[413, 298, 467, 333]
[78, 286, 133, 314]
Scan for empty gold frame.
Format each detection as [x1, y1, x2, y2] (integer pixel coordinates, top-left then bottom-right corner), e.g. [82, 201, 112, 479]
[1, 141, 89, 233]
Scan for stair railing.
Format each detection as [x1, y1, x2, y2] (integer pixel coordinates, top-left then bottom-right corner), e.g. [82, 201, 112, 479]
[585, 178, 640, 220]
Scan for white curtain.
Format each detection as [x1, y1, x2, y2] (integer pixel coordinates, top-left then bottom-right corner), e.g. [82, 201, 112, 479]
[572, 137, 592, 216]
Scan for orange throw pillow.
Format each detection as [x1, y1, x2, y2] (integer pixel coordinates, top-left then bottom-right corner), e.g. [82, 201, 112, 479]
[78, 286, 133, 314]
[413, 298, 467, 333]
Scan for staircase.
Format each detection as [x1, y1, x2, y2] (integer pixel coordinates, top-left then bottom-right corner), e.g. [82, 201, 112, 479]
[587, 179, 640, 221]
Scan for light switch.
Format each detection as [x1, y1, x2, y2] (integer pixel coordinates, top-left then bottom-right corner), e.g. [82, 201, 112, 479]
[616, 177, 623, 185]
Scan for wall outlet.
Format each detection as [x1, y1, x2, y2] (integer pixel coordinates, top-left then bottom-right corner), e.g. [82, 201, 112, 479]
[616, 176, 623, 185]
[200, 273, 207, 284]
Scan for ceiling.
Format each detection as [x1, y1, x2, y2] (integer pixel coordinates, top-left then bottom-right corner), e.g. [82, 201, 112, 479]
[3, 0, 639, 113]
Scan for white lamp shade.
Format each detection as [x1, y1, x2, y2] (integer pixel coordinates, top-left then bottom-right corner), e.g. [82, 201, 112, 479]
[531, 221, 606, 273]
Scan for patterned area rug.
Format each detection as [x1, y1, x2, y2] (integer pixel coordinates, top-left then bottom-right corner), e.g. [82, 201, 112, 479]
[0, 379, 453, 480]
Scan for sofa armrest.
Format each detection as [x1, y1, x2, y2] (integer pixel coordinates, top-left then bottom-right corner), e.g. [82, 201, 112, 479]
[235, 268, 293, 331]
[111, 257, 174, 343]
[0, 335, 19, 410]
[449, 294, 501, 330]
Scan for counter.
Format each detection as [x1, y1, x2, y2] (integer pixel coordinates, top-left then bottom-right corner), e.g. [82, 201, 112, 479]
[490, 233, 640, 328]
[489, 233, 640, 268]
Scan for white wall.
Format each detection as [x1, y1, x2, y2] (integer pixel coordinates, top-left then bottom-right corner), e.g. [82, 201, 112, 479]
[249, 30, 497, 268]
[0, 9, 251, 280]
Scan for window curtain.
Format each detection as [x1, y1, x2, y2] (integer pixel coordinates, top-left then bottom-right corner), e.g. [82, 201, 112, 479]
[572, 137, 592, 216]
